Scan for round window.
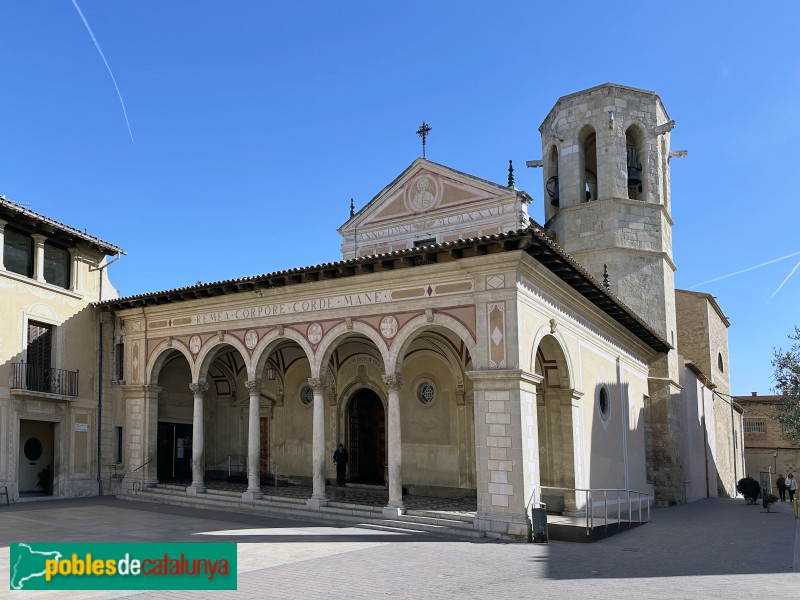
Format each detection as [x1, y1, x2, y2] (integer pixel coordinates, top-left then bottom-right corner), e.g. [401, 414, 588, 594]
[598, 387, 610, 421]
[24, 437, 43, 461]
[300, 386, 314, 406]
[417, 382, 435, 406]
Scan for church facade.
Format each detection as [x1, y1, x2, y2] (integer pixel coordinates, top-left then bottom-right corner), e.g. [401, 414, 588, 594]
[1, 83, 744, 541]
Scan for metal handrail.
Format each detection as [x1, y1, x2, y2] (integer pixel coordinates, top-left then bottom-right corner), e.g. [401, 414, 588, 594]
[132, 459, 152, 473]
[537, 485, 652, 535]
[261, 459, 279, 488]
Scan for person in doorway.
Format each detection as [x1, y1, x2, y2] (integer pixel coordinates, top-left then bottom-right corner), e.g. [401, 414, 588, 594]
[777, 474, 787, 502]
[333, 443, 348, 486]
[786, 473, 798, 502]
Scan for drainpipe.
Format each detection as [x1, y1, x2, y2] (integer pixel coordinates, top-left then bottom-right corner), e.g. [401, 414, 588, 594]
[91, 253, 121, 496]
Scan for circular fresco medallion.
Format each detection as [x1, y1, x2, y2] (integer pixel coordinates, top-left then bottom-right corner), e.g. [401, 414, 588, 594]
[380, 315, 399, 338]
[307, 323, 323, 344]
[244, 329, 258, 350]
[189, 335, 202, 354]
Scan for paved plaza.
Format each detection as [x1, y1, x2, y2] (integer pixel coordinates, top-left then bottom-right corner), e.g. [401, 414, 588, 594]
[1, 495, 798, 599]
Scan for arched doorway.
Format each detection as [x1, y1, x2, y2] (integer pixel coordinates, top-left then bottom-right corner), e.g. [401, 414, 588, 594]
[347, 389, 386, 484]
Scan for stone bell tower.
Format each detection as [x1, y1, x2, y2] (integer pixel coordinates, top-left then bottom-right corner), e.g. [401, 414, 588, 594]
[536, 83, 684, 504]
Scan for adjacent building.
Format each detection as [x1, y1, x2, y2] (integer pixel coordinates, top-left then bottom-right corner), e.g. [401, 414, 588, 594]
[0, 199, 123, 500]
[737, 393, 800, 480]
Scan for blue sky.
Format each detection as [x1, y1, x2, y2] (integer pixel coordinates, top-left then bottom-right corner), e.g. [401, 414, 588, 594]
[1, 1, 798, 395]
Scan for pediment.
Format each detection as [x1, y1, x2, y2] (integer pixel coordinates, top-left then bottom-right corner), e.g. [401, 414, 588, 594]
[339, 159, 530, 258]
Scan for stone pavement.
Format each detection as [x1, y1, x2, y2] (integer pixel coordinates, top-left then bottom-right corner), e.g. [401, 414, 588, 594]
[0, 495, 798, 599]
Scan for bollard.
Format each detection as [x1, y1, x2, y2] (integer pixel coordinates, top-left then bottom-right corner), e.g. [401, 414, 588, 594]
[794, 495, 798, 520]
[531, 506, 548, 543]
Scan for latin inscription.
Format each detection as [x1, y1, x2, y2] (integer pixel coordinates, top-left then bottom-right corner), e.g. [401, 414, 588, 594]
[192, 292, 390, 325]
[357, 206, 505, 242]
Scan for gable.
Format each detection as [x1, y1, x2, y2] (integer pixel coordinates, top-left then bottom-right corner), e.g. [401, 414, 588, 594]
[340, 159, 531, 259]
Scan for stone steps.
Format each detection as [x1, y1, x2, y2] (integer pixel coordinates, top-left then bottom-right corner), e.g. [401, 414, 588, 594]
[118, 490, 483, 541]
[394, 513, 475, 530]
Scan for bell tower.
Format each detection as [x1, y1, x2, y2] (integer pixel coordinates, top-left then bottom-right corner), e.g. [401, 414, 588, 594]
[538, 83, 684, 504]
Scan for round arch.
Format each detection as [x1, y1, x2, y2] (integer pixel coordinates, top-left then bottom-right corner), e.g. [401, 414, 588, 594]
[530, 325, 574, 391]
[312, 321, 389, 376]
[195, 334, 251, 382]
[251, 328, 315, 381]
[387, 313, 477, 374]
[147, 341, 194, 386]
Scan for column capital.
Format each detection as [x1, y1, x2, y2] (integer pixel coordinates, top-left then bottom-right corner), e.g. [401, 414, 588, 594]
[308, 377, 326, 393]
[383, 373, 403, 391]
[189, 382, 209, 394]
[245, 379, 263, 394]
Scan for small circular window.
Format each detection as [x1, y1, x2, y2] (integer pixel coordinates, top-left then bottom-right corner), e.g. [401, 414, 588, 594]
[417, 382, 436, 406]
[300, 386, 314, 406]
[598, 387, 611, 422]
[24, 437, 43, 461]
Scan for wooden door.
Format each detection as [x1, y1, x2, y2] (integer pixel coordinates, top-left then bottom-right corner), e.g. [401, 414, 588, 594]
[259, 418, 270, 479]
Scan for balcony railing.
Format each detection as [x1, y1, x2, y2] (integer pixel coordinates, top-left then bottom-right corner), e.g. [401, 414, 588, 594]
[12, 362, 79, 397]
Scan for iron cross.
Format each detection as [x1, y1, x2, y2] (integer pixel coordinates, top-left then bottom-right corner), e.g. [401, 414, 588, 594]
[416, 121, 431, 158]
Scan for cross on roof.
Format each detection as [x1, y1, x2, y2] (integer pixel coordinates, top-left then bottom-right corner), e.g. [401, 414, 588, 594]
[416, 121, 431, 158]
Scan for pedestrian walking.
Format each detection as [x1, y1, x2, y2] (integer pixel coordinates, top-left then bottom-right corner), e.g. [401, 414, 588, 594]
[777, 474, 787, 502]
[786, 473, 798, 502]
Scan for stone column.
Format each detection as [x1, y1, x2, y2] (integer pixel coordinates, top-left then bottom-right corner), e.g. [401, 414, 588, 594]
[242, 379, 263, 501]
[0, 219, 6, 270]
[383, 373, 404, 515]
[306, 377, 328, 508]
[32, 234, 46, 282]
[120, 384, 161, 491]
[69, 248, 79, 291]
[187, 382, 208, 495]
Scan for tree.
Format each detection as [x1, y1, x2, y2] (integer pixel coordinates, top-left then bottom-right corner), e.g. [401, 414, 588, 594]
[772, 326, 800, 443]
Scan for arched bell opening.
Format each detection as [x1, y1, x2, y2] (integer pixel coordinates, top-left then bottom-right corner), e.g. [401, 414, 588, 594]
[579, 125, 598, 203]
[626, 125, 647, 200]
[545, 144, 560, 219]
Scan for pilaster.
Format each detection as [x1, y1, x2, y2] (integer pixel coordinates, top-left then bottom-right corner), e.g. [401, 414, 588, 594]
[120, 384, 161, 490]
[467, 369, 542, 541]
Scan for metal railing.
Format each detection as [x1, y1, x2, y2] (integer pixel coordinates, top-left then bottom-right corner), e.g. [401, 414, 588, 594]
[12, 362, 79, 397]
[129, 459, 153, 492]
[538, 486, 651, 535]
[227, 455, 280, 487]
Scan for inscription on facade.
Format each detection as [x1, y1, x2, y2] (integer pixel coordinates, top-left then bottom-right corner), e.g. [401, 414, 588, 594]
[358, 206, 505, 242]
[192, 292, 390, 325]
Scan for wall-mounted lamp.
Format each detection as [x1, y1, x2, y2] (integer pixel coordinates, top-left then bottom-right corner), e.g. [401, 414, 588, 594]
[267, 367, 277, 381]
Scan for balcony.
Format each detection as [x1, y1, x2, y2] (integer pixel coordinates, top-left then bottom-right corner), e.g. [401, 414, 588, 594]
[11, 362, 79, 398]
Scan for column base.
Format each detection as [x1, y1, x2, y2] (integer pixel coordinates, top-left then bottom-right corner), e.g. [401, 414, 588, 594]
[242, 489, 263, 501]
[473, 511, 531, 542]
[382, 504, 405, 518]
[186, 483, 206, 495]
[306, 495, 329, 509]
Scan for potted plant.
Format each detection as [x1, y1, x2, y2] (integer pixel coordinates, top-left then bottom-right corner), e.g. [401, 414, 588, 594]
[737, 477, 760, 504]
[763, 492, 779, 512]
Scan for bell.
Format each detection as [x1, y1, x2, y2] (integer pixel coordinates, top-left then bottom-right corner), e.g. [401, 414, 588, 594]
[547, 175, 559, 207]
[627, 166, 641, 188]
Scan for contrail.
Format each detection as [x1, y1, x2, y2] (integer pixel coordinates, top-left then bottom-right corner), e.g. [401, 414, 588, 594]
[770, 258, 800, 300]
[689, 250, 800, 289]
[70, 0, 134, 143]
